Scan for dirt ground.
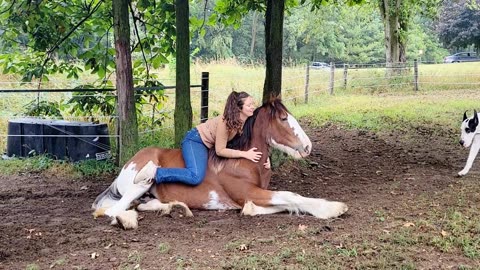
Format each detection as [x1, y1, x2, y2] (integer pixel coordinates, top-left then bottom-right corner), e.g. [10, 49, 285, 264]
[1, 124, 479, 270]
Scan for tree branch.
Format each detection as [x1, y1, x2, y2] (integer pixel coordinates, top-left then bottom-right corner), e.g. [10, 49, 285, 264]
[38, 0, 105, 88]
[129, 1, 150, 80]
[0, 0, 17, 15]
[199, 0, 209, 34]
[47, 0, 105, 55]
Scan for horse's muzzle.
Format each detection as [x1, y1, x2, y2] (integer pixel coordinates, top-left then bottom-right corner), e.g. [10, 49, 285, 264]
[299, 145, 311, 158]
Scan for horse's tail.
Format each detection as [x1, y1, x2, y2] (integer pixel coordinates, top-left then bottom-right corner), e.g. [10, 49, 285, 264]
[92, 178, 122, 210]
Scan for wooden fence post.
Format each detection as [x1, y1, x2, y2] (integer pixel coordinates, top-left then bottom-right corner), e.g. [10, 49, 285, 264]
[343, 63, 348, 89]
[413, 59, 419, 92]
[201, 72, 209, 123]
[304, 63, 310, 103]
[329, 62, 335, 95]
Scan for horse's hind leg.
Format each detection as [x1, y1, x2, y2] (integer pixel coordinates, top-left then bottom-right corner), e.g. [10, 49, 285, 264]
[104, 181, 152, 217]
[137, 199, 194, 217]
[103, 184, 151, 229]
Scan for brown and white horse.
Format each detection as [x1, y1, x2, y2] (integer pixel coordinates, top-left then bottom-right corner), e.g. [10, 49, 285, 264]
[92, 98, 348, 229]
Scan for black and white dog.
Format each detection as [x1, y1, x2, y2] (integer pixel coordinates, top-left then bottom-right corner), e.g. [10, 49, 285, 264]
[458, 110, 480, 176]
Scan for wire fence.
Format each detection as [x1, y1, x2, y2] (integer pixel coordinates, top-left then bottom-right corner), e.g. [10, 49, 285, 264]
[0, 60, 479, 161]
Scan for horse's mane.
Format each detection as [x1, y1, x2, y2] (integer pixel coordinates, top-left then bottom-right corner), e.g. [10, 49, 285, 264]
[208, 98, 289, 171]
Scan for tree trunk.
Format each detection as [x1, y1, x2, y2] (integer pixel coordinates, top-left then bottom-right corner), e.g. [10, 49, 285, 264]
[113, 0, 138, 165]
[379, 0, 406, 75]
[262, 0, 285, 103]
[174, 0, 192, 147]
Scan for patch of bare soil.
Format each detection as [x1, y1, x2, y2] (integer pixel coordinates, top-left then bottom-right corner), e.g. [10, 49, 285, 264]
[1, 124, 479, 269]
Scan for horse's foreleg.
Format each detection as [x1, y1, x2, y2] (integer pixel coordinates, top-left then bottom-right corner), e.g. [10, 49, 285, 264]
[243, 190, 348, 219]
[241, 201, 284, 215]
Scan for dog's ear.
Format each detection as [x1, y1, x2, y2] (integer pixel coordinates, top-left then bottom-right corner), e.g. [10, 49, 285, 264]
[474, 109, 479, 125]
[464, 111, 468, 121]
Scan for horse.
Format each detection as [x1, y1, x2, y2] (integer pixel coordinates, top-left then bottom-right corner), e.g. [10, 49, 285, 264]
[92, 98, 348, 229]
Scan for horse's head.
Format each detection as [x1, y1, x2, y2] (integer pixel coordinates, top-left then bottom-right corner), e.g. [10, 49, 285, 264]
[257, 98, 312, 159]
[227, 97, 312, 160]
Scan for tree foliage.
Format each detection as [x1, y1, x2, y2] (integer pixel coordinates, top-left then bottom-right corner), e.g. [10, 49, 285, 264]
[436, 0, 480, 53]
[0, 0, 175, 90]
[0, 1, 176, 131]
[284, 4, 384, 64]
[189, 0, 446, 64]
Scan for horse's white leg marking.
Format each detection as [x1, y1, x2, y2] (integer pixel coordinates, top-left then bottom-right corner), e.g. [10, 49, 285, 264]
[243, 191, 348, 219]
[134, 161, 157, 184]
[137, 199, 171, 212]
[104, 184, 150, 217]
[115, 210, 138, 230]
[137, 199, 193, 217]
[242, 201, 284, 216]
[104, 162, 153, 218]
[459, 136, 480, 176]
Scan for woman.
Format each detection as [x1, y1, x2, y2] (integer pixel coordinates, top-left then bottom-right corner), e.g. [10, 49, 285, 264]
[154, 91, 268, 185]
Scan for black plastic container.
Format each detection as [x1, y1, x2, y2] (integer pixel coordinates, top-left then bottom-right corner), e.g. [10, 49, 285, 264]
[7, 118, 111, 161]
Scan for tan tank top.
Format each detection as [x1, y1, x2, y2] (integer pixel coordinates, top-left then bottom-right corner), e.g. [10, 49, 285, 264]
[196, 116, 244, 158]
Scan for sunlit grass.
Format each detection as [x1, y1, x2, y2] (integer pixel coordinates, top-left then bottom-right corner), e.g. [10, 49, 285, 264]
[288, 90, 480, 137]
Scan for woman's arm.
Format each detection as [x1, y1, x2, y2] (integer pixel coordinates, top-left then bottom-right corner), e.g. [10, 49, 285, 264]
[215, 120, 262, 162]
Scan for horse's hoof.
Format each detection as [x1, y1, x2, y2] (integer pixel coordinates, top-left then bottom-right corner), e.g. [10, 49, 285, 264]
[93, 207, 107, 219]
[172, 201, 194, 217]
[325, 202, 348, 219]
[241, 201, 256, 216]
[115, 210, 139, 230]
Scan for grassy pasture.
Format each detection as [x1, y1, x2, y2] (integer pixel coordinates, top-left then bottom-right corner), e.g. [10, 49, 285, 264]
[0, 61, 479, 165]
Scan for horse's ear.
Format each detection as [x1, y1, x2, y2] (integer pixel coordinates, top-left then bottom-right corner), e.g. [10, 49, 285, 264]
[463, 111, 468, 121]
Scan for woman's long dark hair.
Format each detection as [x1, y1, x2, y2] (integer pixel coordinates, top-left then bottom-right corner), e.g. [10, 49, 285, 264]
[226, 107, 259, 151]
[223, 91, 251, 132]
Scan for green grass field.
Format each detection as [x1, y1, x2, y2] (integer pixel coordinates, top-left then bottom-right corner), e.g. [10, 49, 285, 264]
[0, 61, 479, 160]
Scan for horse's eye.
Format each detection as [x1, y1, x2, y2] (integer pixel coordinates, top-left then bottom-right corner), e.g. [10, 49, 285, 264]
[465, 128, 470, 133]
[281, 117, 288, 121]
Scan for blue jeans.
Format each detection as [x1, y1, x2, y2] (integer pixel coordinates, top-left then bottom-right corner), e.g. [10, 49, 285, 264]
[155, 128, 208, 185]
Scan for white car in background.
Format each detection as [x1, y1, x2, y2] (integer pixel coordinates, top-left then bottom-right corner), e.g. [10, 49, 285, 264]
[444, 52, 478, 63]
[311, 62, 330, 69]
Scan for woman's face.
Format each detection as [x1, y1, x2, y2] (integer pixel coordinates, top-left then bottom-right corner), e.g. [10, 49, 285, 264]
[240, 96, 256, 119]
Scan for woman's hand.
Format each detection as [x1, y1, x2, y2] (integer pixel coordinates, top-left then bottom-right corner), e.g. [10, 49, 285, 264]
[243, 147, 262, 162]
